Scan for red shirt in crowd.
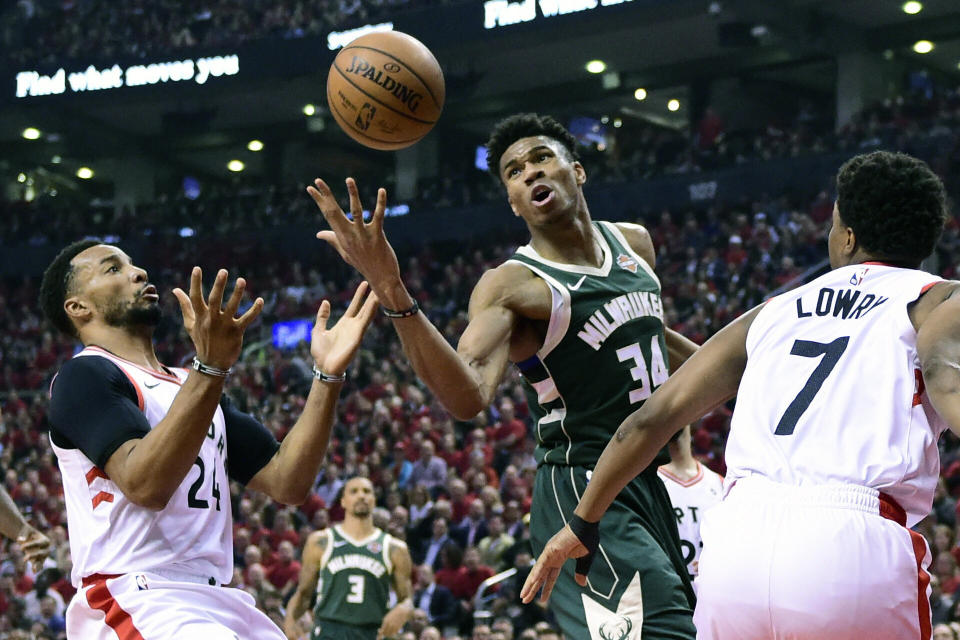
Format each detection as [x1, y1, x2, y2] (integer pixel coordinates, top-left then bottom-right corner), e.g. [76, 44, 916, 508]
[266, 559, 301, 591]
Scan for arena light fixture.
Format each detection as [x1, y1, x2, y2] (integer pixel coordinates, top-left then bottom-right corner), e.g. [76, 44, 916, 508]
[21, 127, 41, 140]
[227, 160, 245, 172]
[302, 104, 316, 116]
[585, 60, 606, 74]
[51, 155, 62, 164]
[76, 167, 94, 179]
[902, 1, 923, 14]
[247, 139, 264, 152]
[613, 118, 622, 128]
[668, 99, 681, 112]
[17, 173, 26, 183]
[634, 88, 648, 101]
[913, 40, 934, 54]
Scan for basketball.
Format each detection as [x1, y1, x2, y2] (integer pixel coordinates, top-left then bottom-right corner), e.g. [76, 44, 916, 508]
[326, 31, 445, 151]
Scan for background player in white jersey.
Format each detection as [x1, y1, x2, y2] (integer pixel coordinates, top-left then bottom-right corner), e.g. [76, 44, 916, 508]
[284, 476, 413, 640]
[522, 150, 957, 640]
[657, 426, 722, 584]
[38, 240, 378, 640]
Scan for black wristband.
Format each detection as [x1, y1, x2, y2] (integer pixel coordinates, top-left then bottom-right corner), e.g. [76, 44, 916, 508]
[381, 300, 420, 318]
[568, 514, 600, 552]
[568, 513, 599, 577]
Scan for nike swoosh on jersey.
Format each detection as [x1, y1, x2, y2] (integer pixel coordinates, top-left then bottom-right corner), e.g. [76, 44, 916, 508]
[332, 540, 349, 548]
[568, 275, 587, 291]
[143, 381, 161, 389]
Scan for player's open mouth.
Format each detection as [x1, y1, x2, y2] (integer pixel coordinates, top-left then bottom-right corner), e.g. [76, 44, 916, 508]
[141, 285, 159, 300]
[531, 185, 554, 207]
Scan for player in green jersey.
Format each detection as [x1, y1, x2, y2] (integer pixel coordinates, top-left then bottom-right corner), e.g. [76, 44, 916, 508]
[307, 113, 699, 639]
[284, 477, 413, 640]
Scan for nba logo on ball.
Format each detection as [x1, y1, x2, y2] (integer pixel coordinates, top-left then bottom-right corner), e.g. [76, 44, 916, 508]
[327, 31, 445, 150]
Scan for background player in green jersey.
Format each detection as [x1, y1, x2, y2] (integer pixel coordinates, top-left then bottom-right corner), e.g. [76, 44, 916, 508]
[307, 113, 699, 639]
[284, 477, 414, 640]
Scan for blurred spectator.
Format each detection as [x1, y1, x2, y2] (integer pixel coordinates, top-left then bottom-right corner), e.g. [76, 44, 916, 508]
[414, 564, 460, 631]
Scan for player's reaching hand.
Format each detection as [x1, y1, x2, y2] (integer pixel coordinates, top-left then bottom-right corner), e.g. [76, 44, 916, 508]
[171, 267, 264, 371]
[16, 523, 50, 572]
[310, 281, 379, 376]
[377, 607, 406, 639]
[309, 178, 405, 302]
[520, 521, 597, 604]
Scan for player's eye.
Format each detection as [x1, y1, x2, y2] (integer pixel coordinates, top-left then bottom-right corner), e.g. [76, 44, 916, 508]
[107, 265, 119, 273]
[506, 167, 520, 179]
[537, 153, 550, 162]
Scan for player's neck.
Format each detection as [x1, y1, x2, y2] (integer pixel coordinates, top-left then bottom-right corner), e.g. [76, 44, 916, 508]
[341, 516, 376, 540]
[82, 326, 163, 371]
[664, 454, 699, 480]
[528, 207, 601, 267]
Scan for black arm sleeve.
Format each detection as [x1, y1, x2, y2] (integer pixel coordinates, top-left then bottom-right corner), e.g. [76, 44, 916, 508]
[221, 395, 280, 486]
[48, 356, 151, 469]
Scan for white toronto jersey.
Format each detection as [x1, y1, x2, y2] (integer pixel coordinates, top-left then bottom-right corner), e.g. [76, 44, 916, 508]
[51, 347, 232, 587]
[657, 462, 723, 578]
[727, 263, 946, 527]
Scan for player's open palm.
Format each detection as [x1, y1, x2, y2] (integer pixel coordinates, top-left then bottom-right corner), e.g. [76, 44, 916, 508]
[309, 178, 403, 296]
[311, 281, 379, 376]
[172, 267, 264, 370]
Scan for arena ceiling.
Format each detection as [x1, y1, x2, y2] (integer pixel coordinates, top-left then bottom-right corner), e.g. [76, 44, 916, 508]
[2, 0, 960, 196]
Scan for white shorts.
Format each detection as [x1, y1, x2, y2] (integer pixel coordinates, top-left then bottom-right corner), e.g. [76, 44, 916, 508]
[694, 477, 931, 640]
[66, 571, 286, 640]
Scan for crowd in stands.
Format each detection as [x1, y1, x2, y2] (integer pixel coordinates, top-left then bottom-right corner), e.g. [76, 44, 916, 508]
[2, 0, 456, 67]
[3, 81, 959, 247]
[0, 172, 958, 638]
[1, 81, 960, 638]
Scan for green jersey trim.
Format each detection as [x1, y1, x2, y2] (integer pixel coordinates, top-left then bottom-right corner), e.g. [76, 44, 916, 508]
[513, 228, 613, 276]
[502, 259, 572, 359]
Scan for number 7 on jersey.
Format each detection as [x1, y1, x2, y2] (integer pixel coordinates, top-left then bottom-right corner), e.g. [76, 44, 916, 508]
[775, 336, 849, 436]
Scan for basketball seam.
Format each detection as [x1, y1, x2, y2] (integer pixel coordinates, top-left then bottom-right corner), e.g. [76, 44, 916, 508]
[331, 62, 438, 126]
[338, 43, 443, 110]
[327, 84, 425, 148]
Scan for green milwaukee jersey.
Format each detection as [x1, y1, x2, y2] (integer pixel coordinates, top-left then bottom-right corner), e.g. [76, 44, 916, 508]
[508, 221, 669, 468]
[313, 526, 394, 628]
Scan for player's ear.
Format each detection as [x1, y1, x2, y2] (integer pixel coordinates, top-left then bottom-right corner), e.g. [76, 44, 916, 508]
[843, 223, 858, 257]
[64, 296, 91, 326]
[574, 161, 586, 187]
[508, 198, 520, 217]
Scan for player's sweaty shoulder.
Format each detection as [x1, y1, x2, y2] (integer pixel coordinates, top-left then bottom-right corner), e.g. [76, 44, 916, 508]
[614, 221, 656, 268]
[470, 262, 551, 321]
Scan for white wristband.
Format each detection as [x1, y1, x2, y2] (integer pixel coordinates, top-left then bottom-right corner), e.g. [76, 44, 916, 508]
[191, 357, 231, 378]
[312, 365, 346, 383]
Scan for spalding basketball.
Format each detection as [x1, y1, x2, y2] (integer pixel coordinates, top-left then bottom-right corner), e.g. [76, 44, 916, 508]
[326, 31, 445, 151]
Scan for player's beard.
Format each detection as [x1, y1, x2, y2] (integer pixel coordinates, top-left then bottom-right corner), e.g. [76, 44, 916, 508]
[353, 503, 371, 518]
[103, 297, 162, 329]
